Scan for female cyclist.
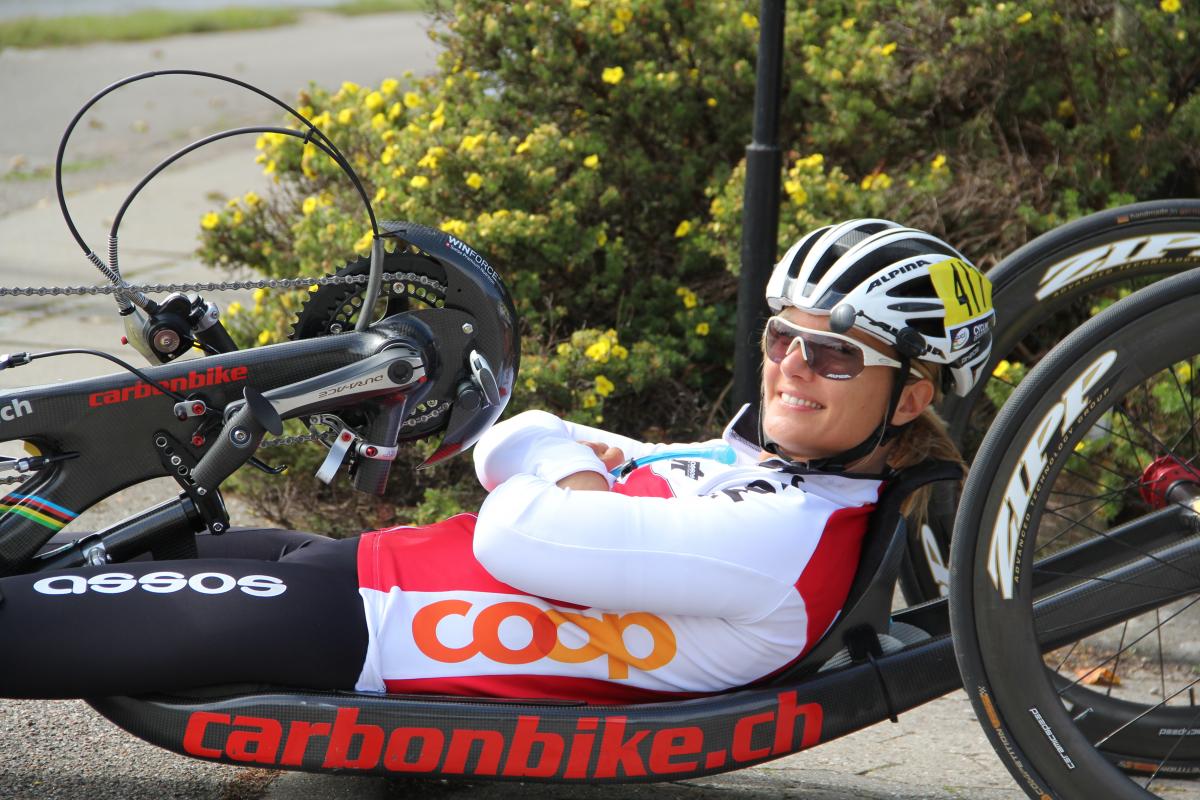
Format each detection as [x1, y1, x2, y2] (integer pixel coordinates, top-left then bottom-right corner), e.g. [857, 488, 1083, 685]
[0, 219, 993, 703]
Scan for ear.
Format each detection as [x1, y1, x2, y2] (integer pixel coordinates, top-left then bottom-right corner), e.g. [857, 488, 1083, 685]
[890, 377, 935, 427]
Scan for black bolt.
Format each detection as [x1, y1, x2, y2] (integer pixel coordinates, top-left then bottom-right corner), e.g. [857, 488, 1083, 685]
[389, 361, 414, 385]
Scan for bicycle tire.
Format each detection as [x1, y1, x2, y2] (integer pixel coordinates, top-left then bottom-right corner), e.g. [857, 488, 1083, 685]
[904, 199, 1200, 604]
[950, 266, 1200, 798]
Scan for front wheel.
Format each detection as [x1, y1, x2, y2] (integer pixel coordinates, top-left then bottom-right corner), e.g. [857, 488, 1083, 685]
[951, 266, 1200, 798]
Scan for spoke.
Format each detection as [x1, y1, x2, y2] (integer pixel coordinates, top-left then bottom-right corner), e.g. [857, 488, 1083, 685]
[1053, 639, 1081, 675]
[1156, 608, 1167, 703]
[1114, 403, 1200, 483]
[1093, 673, 1200, 749]
[1053, 594, 1200, 696]
[1144, 703, 1200, 790]
[1108, 621, 1128, 699]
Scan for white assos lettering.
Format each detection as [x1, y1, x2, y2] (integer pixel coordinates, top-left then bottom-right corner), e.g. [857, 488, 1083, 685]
[0, 397, 32, 422]
[33, 571, 287, 597]
[987, 350, 1118, 599]
[1036, 233, 1200, 300]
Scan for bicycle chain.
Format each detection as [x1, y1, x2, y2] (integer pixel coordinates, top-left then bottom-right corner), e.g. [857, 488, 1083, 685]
[0, 270, 452, 484]
[0, 270, 447, 298]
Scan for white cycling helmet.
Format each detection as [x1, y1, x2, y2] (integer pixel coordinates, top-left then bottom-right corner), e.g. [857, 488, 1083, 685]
[765, 218, 995, 397]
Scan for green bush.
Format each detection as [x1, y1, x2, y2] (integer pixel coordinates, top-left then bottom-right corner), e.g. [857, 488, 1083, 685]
[198, 0, 1200, 532]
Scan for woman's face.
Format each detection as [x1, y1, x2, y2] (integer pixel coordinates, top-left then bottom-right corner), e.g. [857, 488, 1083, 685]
[760, 307, 927, 463]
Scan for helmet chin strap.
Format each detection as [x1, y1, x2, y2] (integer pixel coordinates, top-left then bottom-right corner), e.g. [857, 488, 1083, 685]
[761, 357, 912, 475]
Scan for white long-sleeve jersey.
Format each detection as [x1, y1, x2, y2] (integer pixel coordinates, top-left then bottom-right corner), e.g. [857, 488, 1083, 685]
[354, 407, 880, 703]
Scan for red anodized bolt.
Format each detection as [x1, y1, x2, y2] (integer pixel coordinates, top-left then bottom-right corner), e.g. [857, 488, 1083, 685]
[341, 432, 352, 442]
[365, 446, 378, 457]
[191, 435, 206, 447]
[192, 402, 205, 415]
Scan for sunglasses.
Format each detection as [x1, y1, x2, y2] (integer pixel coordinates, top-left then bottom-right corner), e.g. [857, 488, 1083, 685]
[763, 316, 902, 380]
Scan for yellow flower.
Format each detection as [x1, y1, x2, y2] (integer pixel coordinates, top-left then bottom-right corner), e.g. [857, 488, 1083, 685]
[612, 344, 628, 360]
[440, 219, 469, 237]
[583, 154, 600, 169]
[466, 172, 484, 189]
[252, 287, 267, 307]
[364, 91, 384, 111]
[676, 286, 698, 309]
[353, 232, 374, 254]
[302, 196, 318, 215]
[388, 102, 403, 120]
[232, 210, 244, 225]
[524, 378, 538, 392]
[842, 17, 856, 29]
[784, 180, 808, 205]
[201, 212, 220, 230]
[931, 153, 947, 171]
[585, 339, 612, 362]
[460, 133, 486, 151]
[1016, 11, 1032, 24]
[374, 187, 387, 203]
[226, 301, 242, 316]
[1177, 362, 1193, 382]
[257, 330, 272, 346]
[582, 392, 599, 409]
[1057, 99, 1075, 118]
[1129, 124, 1143, 141]
[601, 66, 625, 84]
[371, 112, 388, 131]
[674, 220, 693, 238]
[595, 375, 615, 397]
[616, 6, 632, 22]
[1161, 0, 1181, 12]
[556, 342, 574, 357]
[797, 153, 824, 169]
[861, 172, 893, 190]
[380, 78, 399, 96]
[340, 81, 360, 95]
[992, 359, 1012, 379]
[571, 0, 589, 7]
[880, 42, 898, 56]
[611, 19, 626, 34]
[410, 175, 430, 189]
[596, 230, 608, 247]
[337, 108, 355, 125]
[403, 92, 423, 109]
[429, 117, 445, 132]
[695, 322, 710, 336]
[706, 97, 718, 107]
[741, 11, 758, 29]
[262, 160, 276, 176]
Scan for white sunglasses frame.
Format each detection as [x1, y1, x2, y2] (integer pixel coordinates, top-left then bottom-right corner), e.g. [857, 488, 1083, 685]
[764, 316, 902, 378]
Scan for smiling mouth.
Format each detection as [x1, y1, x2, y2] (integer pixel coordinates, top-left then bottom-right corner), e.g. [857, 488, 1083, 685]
[780, 392, 824, 410]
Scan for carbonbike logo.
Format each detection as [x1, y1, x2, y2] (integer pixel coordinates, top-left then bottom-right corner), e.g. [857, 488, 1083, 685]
[88, 365, 248, 408]
[987, 350, 1117, 599]
[1029, 706, 1076, 769]
[33, 571, 287, 597]
[412, 599, 677, 679]
[181, 690, 823, 778]
[0, 397, 32, 422]
[1036, 233, 1200, 300]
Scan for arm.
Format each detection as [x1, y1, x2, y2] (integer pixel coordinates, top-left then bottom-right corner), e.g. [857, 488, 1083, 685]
[474, 473, 847, 621]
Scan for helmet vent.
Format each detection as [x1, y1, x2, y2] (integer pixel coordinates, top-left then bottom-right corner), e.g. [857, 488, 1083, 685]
[885, 274, 937, 299]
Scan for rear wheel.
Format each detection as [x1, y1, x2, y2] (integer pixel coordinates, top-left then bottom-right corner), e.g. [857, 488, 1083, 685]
[906, 199, 1200, 602]
[951, 267, 1200, 797]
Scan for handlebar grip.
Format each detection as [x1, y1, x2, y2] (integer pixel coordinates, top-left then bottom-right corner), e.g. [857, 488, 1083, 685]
[351, 402, 406, 496]
[194, 319, 239, 354]
[190, 404, 265, 491]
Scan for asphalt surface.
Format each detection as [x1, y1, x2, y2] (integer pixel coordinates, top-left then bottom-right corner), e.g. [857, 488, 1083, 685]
[0, 10, 1194, 800]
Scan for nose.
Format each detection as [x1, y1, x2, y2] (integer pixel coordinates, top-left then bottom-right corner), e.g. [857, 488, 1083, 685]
[779, 338, 816, 380]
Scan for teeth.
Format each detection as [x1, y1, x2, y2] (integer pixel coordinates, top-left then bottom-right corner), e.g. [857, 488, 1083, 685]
[781, 393, 823, 409]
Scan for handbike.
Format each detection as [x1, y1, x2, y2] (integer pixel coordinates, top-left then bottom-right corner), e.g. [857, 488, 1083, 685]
[1, 70, 1195, 794]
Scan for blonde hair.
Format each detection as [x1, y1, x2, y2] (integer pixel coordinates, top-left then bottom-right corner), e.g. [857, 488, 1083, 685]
[885, 363, 966, 528]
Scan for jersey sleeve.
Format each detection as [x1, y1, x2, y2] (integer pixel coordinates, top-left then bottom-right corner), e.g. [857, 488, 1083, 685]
[473, 473, 849, 622]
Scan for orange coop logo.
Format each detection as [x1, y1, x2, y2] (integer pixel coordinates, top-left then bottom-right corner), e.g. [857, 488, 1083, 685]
[411, 599, 677, 679]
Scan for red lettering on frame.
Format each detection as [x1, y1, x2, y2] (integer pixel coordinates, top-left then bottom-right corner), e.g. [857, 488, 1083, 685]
[323, 708, 384, 769]
[502, 715, 564, 777]
[227, 715, 282, 764]
[772, 691, 823, 754]
[279, 720, 332, 767]
[648, 726, 703, 774]
[182, 711, 229, 759]
[732, 710, 774, 761]
[443, 729, 505, 775]
[593, 717, 649, 779]
[383, 727, 445, 772]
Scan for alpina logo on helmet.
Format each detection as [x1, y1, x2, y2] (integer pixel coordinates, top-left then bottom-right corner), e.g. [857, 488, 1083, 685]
[865, 259, 929, 292]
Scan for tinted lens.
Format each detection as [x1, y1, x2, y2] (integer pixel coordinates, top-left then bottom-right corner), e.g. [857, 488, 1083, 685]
[764, 319, 866, 380]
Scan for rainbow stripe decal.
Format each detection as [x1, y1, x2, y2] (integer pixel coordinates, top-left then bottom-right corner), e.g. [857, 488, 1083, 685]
[0, 493, 78, 531]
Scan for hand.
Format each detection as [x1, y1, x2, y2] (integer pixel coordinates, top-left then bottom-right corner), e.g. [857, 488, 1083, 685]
[578, 440, 626, 472]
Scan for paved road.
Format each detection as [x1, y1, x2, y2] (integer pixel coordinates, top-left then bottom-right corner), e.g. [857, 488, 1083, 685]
[0, 10, 1190, 800]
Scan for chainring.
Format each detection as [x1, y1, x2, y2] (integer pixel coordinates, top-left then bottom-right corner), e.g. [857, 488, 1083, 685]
[290, 248, 452, 441]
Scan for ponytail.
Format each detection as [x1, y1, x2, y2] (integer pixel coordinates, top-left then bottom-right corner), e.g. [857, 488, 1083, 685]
[886, 366, 966, 529]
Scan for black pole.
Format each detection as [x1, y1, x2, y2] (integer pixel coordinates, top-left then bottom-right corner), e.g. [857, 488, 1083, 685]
[733, 0, 786, 412]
